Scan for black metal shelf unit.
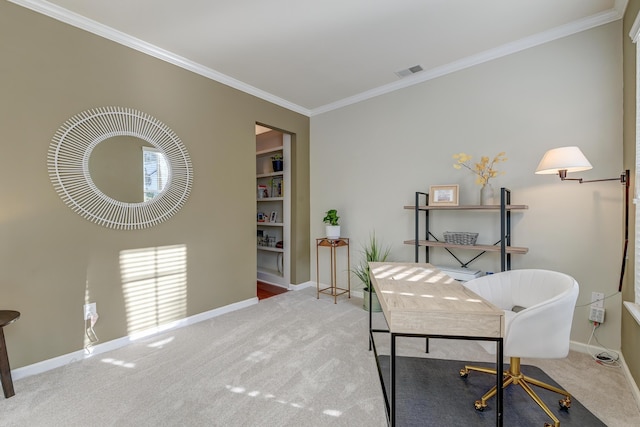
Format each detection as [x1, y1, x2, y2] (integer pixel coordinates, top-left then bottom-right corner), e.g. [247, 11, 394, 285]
[409, 187, 527, 272]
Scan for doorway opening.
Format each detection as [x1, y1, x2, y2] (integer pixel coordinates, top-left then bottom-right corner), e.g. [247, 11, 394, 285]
[256, 123, 291, 299]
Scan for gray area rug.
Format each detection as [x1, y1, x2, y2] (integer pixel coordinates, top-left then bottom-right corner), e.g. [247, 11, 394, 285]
[378, 356, 606, 426]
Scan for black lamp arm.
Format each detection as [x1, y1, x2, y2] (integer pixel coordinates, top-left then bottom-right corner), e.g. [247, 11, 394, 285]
[558, 169, 628, 185]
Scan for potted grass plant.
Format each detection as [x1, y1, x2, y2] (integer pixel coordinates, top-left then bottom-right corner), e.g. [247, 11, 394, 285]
[352, 232, 391, 312]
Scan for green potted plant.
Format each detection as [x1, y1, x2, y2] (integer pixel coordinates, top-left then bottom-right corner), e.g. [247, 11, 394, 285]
[322, 209, 340, 239]
[271, 153, 283, 172]
[352, 232, 391, 312]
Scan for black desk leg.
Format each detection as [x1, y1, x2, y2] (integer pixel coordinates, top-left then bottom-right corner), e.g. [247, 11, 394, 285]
[391, 333, 396, 427]
[368, 288, 373, 351]
[496, 338, 503, 426]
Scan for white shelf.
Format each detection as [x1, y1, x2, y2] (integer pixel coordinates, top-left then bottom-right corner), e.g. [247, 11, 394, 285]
[257, 172, 284, 179]
[258, 266, 283, 278]
[256, 146, 283, 157]
[257, 222, 284, 227]
[257, 197, 284, 202]
[257, 246, 284, 253]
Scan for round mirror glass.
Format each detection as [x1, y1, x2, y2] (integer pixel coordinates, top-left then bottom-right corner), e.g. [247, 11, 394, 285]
[88, 136, 165, 203]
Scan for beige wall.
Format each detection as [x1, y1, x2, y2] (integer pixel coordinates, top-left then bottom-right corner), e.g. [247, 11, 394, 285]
[0, 2, 310, 368]
[311, 23, 624, 349]
[623, 0, 640, 389]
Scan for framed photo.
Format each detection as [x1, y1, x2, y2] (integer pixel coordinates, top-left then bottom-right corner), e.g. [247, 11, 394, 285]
[269, 211, 278, 223]
[429, 185, 459, 206]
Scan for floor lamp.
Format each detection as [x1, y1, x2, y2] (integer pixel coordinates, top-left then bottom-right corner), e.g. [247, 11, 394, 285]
[535, 146, 630, 292]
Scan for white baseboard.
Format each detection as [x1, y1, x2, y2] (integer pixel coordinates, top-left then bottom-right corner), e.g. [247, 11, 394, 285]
[569, 340, 604, 355]
[11, 297, 258, 381]
[619, 352, 640, 412]
[570, 340, 640, 412]
[289, 281, 314, 291]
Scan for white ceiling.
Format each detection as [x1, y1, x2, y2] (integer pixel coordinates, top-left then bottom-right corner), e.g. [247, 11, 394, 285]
[11, 0, 626, 116]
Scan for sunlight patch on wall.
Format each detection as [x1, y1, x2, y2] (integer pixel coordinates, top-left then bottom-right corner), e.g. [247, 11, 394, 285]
[120, 245, 188, 335]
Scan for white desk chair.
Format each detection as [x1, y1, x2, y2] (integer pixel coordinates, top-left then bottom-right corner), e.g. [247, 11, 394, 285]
[459, 269, 579, 427]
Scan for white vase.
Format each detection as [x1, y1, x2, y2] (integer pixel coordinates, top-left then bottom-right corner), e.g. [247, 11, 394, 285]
[480, 183, 495, 205]
[326, 225, 341, 239]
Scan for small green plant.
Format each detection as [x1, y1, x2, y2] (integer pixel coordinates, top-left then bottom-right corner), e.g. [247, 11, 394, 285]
[271, 153, 283, 161]
[322, 209, 340, 226]
[352, 232, 391, 292]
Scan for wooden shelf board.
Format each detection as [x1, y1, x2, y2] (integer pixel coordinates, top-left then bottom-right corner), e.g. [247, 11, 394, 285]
[404, 204, 528, 211]
[403, 240, 528, 254]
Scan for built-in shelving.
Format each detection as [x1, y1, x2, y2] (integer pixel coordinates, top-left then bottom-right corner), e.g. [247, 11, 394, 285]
[256, 128, 290, 287]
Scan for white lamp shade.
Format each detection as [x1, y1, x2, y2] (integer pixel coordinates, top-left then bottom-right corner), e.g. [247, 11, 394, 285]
[535, 146, 593, 175]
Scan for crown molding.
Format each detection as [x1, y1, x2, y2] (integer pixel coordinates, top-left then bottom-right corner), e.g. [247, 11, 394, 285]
[9, 0, 624, 118]
[8, 0, 312, 116]
[310, 6, 624, 116]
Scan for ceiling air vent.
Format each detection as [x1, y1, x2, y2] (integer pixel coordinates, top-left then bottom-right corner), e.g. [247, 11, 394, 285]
[395, 65, 424, 78]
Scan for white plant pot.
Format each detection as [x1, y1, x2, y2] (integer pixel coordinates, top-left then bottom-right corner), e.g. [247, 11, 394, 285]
[326, 225, 341, 239]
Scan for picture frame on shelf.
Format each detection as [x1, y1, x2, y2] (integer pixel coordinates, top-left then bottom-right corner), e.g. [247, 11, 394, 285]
[270, 211, 278, 223]
[257, 184, 268, 199]
[429, 184, 459, 206]
[257, 212, 266, 222]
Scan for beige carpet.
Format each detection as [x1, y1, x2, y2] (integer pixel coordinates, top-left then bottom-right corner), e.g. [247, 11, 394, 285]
[1, 287, 638, 426]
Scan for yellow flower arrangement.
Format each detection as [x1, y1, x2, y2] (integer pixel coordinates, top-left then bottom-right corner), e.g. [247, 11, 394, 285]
[453, 152, 507, 186]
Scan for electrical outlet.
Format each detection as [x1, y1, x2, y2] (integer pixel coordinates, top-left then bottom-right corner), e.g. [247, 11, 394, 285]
[84, 302, 97, 320]
[589, 306, 605, 323]
[591, 292, 605, 309]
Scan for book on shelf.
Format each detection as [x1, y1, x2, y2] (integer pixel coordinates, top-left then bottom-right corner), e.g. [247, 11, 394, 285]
[269, 177, 283, 198]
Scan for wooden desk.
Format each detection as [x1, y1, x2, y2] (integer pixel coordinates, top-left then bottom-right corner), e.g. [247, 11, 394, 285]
[368, 262, 504, 426]
[0, 310, 20, 398]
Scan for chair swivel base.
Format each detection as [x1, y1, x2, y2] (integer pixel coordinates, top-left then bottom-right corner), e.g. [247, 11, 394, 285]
[459, 357, 571, 427]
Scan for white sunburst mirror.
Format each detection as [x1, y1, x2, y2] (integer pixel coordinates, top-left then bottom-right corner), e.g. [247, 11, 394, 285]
[48, 107, 193, 230]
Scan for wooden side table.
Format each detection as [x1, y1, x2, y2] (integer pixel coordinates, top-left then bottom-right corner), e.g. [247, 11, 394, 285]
[316, 237, 350, 303]
[0, 310, 20, 398]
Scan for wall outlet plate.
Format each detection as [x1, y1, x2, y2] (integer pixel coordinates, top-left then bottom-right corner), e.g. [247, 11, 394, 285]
[591, 292, 605, 308]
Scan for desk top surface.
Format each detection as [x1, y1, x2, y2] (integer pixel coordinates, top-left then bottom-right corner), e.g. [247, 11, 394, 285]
[369, 262, 504, 338]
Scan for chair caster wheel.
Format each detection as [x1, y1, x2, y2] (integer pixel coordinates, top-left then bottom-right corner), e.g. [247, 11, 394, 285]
[474, 400, 486, 411]
[559, 396, 571, 409]
[459, 368, 469, 378]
